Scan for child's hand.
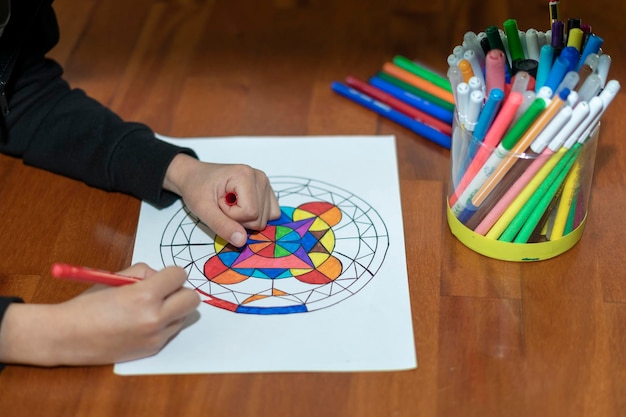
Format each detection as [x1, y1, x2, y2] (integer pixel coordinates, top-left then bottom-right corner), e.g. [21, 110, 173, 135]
[0, 264, 200, 366]
[163, 154, 281, 246]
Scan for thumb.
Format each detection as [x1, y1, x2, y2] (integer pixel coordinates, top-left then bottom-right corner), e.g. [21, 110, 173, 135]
[201, 205, 248, 247]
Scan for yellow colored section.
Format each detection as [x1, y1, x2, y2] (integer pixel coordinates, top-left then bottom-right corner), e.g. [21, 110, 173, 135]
[310, 217, 331, 232]
[214, 235, 228, 252]
[308, 252, 331, 267]
[319, 229, 336, 252]
[293, 210, 315, 221]
[290, 268, 312, 276]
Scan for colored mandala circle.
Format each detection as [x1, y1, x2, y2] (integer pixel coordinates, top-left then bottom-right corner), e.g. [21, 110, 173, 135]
[160, 176, 389, 314]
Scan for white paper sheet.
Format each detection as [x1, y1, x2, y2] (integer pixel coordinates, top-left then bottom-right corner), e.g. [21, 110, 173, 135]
[114, 135, 416, 375]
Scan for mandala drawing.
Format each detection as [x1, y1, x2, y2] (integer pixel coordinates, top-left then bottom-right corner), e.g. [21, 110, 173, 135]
[160, 176, 389, 314]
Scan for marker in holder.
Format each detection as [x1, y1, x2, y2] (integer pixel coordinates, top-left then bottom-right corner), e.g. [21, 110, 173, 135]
[447, 114, 600, 261]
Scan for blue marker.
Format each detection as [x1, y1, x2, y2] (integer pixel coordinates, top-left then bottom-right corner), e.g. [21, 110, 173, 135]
[331, 81, 452, 149]
[560, 47, 580, 72]
[456, 87, 504, 182]
[576, 34, 603, 71]
[543, 47, 579, 95]
[458, 202, 478, 224]
[472, 88, 504, 142]
[368, 76, 454, 124]
[535, 44, 554, 92]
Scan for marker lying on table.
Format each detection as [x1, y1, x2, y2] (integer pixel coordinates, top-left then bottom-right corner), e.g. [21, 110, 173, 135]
[345, 75, 453, 135]
[368, 75, 454, 124]
[331, 81, 451, 149]
[51, 263, 140, 286]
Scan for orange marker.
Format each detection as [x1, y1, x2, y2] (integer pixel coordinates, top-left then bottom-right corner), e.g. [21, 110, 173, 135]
[458, 59, 475, 83]
[382, 62, 455, 105]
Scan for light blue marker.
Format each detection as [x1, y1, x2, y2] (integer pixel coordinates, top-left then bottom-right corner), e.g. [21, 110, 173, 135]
[472, 88, 504, 142]
[535, 44, 554, 92]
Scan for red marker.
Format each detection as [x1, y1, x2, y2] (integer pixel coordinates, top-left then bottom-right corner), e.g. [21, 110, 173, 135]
[51, 263, 140, 286]
[344, 75, 453, 136]
[225, 192, 238, 206]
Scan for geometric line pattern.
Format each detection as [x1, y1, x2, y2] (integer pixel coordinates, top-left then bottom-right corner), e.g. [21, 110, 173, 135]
[160, 176, 390, 314]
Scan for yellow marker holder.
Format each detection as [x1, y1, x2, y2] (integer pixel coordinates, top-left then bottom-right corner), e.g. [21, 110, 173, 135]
[447, 116, 599, 262]
[447, 204, 587, 261]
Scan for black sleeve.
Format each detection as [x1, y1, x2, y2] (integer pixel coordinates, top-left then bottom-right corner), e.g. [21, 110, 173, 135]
[3, 58, 196, 207]
[0, 296, 24, 372]
[0, 0, 197, 208]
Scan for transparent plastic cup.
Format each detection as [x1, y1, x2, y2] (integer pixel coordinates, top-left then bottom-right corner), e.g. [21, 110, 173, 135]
[447, 114, 600, 261]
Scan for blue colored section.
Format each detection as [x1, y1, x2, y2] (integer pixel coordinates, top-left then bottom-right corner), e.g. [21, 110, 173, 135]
[236, 304, 308, 315]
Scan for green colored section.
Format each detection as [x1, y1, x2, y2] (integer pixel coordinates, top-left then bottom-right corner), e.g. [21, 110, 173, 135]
[274, 245, 292, 258]
[275, 225, 292, 240]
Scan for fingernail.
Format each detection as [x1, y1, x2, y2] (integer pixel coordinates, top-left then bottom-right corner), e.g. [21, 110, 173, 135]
[231, 232, 245, 247]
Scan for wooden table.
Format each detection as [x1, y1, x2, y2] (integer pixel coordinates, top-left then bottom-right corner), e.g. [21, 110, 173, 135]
[1, 0, 625, 416]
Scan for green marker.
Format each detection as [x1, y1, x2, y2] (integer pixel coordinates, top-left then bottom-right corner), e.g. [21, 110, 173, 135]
[392, 55, 452, 92]
[503, 19, 525, 64]
[500, 98, 547, 150]
[514, 144, 582, 242]
[498, 145, 581, 242]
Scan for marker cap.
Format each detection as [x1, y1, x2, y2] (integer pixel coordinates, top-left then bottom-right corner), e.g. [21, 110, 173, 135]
[513, 59, 538, 78]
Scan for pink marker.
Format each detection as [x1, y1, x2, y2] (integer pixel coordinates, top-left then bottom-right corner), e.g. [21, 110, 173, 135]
[485, 49, 507, 96]
[449, 92, 523, 206]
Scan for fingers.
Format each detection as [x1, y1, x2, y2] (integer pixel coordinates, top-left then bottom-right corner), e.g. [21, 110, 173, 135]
[176, 161, 280, 246]
[130, 265, 200, 331]
[211, 193, 275, 247]
[160, 285, 201, 322]
[117, 262, 158, 280]
[204, 203, 248, 247]
[137, 266, 189, 298]
[139, 265, 201, 315]
[222, 170, 279, 230]
[268, 191, 282, 220]
[201, 168, 279, 246]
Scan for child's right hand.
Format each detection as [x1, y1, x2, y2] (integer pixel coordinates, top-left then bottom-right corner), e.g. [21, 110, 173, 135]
[0, 263, 200, 367]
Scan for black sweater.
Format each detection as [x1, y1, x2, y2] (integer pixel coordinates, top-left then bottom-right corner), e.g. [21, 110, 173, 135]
[0, 0, 196, 363]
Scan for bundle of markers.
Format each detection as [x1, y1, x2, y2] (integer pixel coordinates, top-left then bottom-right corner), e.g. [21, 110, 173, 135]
[330, 57, 456, 149]
[448, 6, 620, 244]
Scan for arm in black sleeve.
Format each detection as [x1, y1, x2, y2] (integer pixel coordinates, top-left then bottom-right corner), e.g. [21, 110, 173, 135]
[3, 58, 196, 207]
[0, 0, 197, 208]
